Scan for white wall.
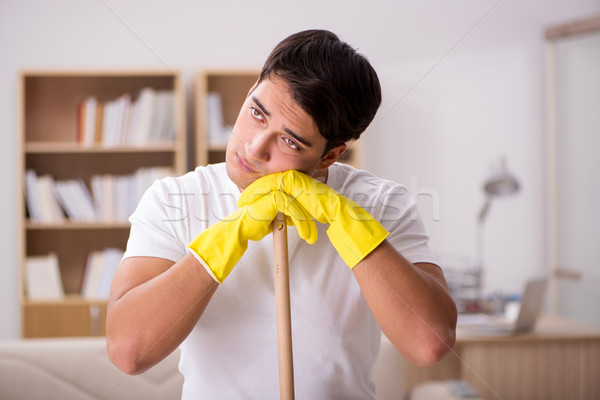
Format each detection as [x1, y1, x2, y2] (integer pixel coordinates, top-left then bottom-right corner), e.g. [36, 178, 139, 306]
[1, 0, 599, 338]
[554, 31, 600, 327]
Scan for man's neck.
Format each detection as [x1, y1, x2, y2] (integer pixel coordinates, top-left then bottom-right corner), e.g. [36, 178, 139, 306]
[235, 168, 330, 193]
[312, 167, 329, 183]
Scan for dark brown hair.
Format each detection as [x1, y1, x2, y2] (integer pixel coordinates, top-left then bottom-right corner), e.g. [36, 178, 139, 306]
[258, 30, 382, 153]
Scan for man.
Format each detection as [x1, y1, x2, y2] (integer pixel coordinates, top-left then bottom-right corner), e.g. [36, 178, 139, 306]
[107, 30, 457, 399]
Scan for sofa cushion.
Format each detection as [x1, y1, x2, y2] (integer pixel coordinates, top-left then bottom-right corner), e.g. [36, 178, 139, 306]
[0, 337, 183, 400]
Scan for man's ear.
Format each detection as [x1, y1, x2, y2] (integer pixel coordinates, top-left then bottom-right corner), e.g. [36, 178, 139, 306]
[316, 143, 348, 170]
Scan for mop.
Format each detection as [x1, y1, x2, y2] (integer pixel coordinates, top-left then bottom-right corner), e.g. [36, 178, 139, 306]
[273, 212, 294, 399]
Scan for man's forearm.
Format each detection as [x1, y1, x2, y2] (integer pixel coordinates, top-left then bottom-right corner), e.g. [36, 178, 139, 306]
[107, 253, 218, 374]
[352, 240, 457, 367]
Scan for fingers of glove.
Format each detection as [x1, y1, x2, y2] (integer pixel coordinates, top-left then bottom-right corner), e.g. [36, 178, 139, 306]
[238, 181, 317, 243]
[239, 170, 339, 226]
[273, 190, 317, 244]
[241, 194, 279, 241]
[278, 170, 339, 223]
[237, 173, 279, 207]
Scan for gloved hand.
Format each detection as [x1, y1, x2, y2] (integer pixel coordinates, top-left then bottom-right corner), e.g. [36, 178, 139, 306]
[238, 170, 390, 268]
[187, 190, 316, 284]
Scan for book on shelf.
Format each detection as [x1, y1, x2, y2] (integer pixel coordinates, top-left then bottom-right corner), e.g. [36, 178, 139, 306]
[76, 102, 84, 144]
[76, 97, 98, 146]
[90, 166, 173, 222]
[81, 248, 124, 300]
[24, 170, 66, 223]
[101, 93, 132, 147]
[76, 88, 175, 147]
[94, 102, 104, 144]
[25, 253, 65, 301]
[206, 92, 232, 147]
[24, 170, 42, 222]
[54, 179, 98, 222]
[25, 167, 173, 224]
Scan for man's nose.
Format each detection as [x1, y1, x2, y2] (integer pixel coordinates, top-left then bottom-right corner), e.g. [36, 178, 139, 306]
[245, 130, 271, 162]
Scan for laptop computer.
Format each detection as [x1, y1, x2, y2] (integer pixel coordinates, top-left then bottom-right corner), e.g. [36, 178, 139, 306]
[457, 278, 547, 335]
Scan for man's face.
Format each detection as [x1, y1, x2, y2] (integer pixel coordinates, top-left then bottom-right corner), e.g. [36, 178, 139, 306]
[225, 76, 335, 190]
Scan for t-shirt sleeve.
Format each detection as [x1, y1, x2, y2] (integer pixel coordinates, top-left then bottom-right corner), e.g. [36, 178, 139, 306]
[372, 184, 440, 267]
[123, 178, 188, 263]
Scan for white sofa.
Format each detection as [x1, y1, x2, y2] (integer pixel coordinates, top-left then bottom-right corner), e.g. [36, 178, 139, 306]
[0, 336, 471, 399]
[0, 338, 183, 400]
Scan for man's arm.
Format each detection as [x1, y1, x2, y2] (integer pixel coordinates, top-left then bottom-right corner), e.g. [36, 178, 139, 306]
[352, 240, 457, 367]
[238, 170, 457, 366]
[106, 253, 218, 375]
[107, 188, 315, 374]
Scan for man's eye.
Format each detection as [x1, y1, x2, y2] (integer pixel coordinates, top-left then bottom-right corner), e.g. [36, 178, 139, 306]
[250, 107, 263, 121]
[283, 137, 299, 149]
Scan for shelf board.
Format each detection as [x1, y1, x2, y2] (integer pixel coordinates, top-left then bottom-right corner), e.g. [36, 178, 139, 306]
[24, 295, 108, 306]
[25, 142, 177, 154]
[26, 221, 130, 230]
[208, 145, 228, 152]
[21, 69, 179, 77]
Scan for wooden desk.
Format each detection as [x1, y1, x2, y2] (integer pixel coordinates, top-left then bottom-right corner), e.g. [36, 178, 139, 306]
[404, 316, 600, 400]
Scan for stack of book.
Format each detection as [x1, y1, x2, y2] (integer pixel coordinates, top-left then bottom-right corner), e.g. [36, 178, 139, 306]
[25, 253, 65, 301]
[81, 248, 124, 300]
[206, 92, 233, 147]
[90, 166, 172, 222]
[24, 171, 66, 224]
[25, 167, 172, 223]
[77, 87, 176, 147]
[24, 249, 125, 301]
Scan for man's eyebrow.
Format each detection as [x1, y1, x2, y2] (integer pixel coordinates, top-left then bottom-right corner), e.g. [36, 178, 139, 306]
[284, 128, 313, 148]
[251, 96, 271, 117]
[251, 95, 313, 148]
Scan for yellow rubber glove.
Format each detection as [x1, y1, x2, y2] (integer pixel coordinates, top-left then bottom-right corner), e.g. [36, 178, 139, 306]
[239, 170, 390, 268]
[239, 178, 319, 245]
[187, 189, 316, 284]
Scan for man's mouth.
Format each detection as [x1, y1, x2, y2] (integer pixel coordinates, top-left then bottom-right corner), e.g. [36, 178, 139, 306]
[236, 154, 258, 173]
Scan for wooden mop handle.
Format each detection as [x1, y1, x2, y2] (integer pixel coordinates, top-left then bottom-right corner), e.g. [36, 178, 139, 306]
[272, 212, 295, 400]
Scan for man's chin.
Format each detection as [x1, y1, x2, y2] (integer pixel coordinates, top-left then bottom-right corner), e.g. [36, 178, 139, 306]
[226, 164, 257, 191]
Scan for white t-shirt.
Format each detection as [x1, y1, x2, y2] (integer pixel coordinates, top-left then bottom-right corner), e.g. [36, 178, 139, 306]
[124, 162, 438, 399]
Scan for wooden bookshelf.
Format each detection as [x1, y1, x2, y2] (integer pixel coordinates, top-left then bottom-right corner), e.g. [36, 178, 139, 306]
[195, 70, 257, 166]
[18, 70, 186, 337]
[194, 69, 363, 168]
